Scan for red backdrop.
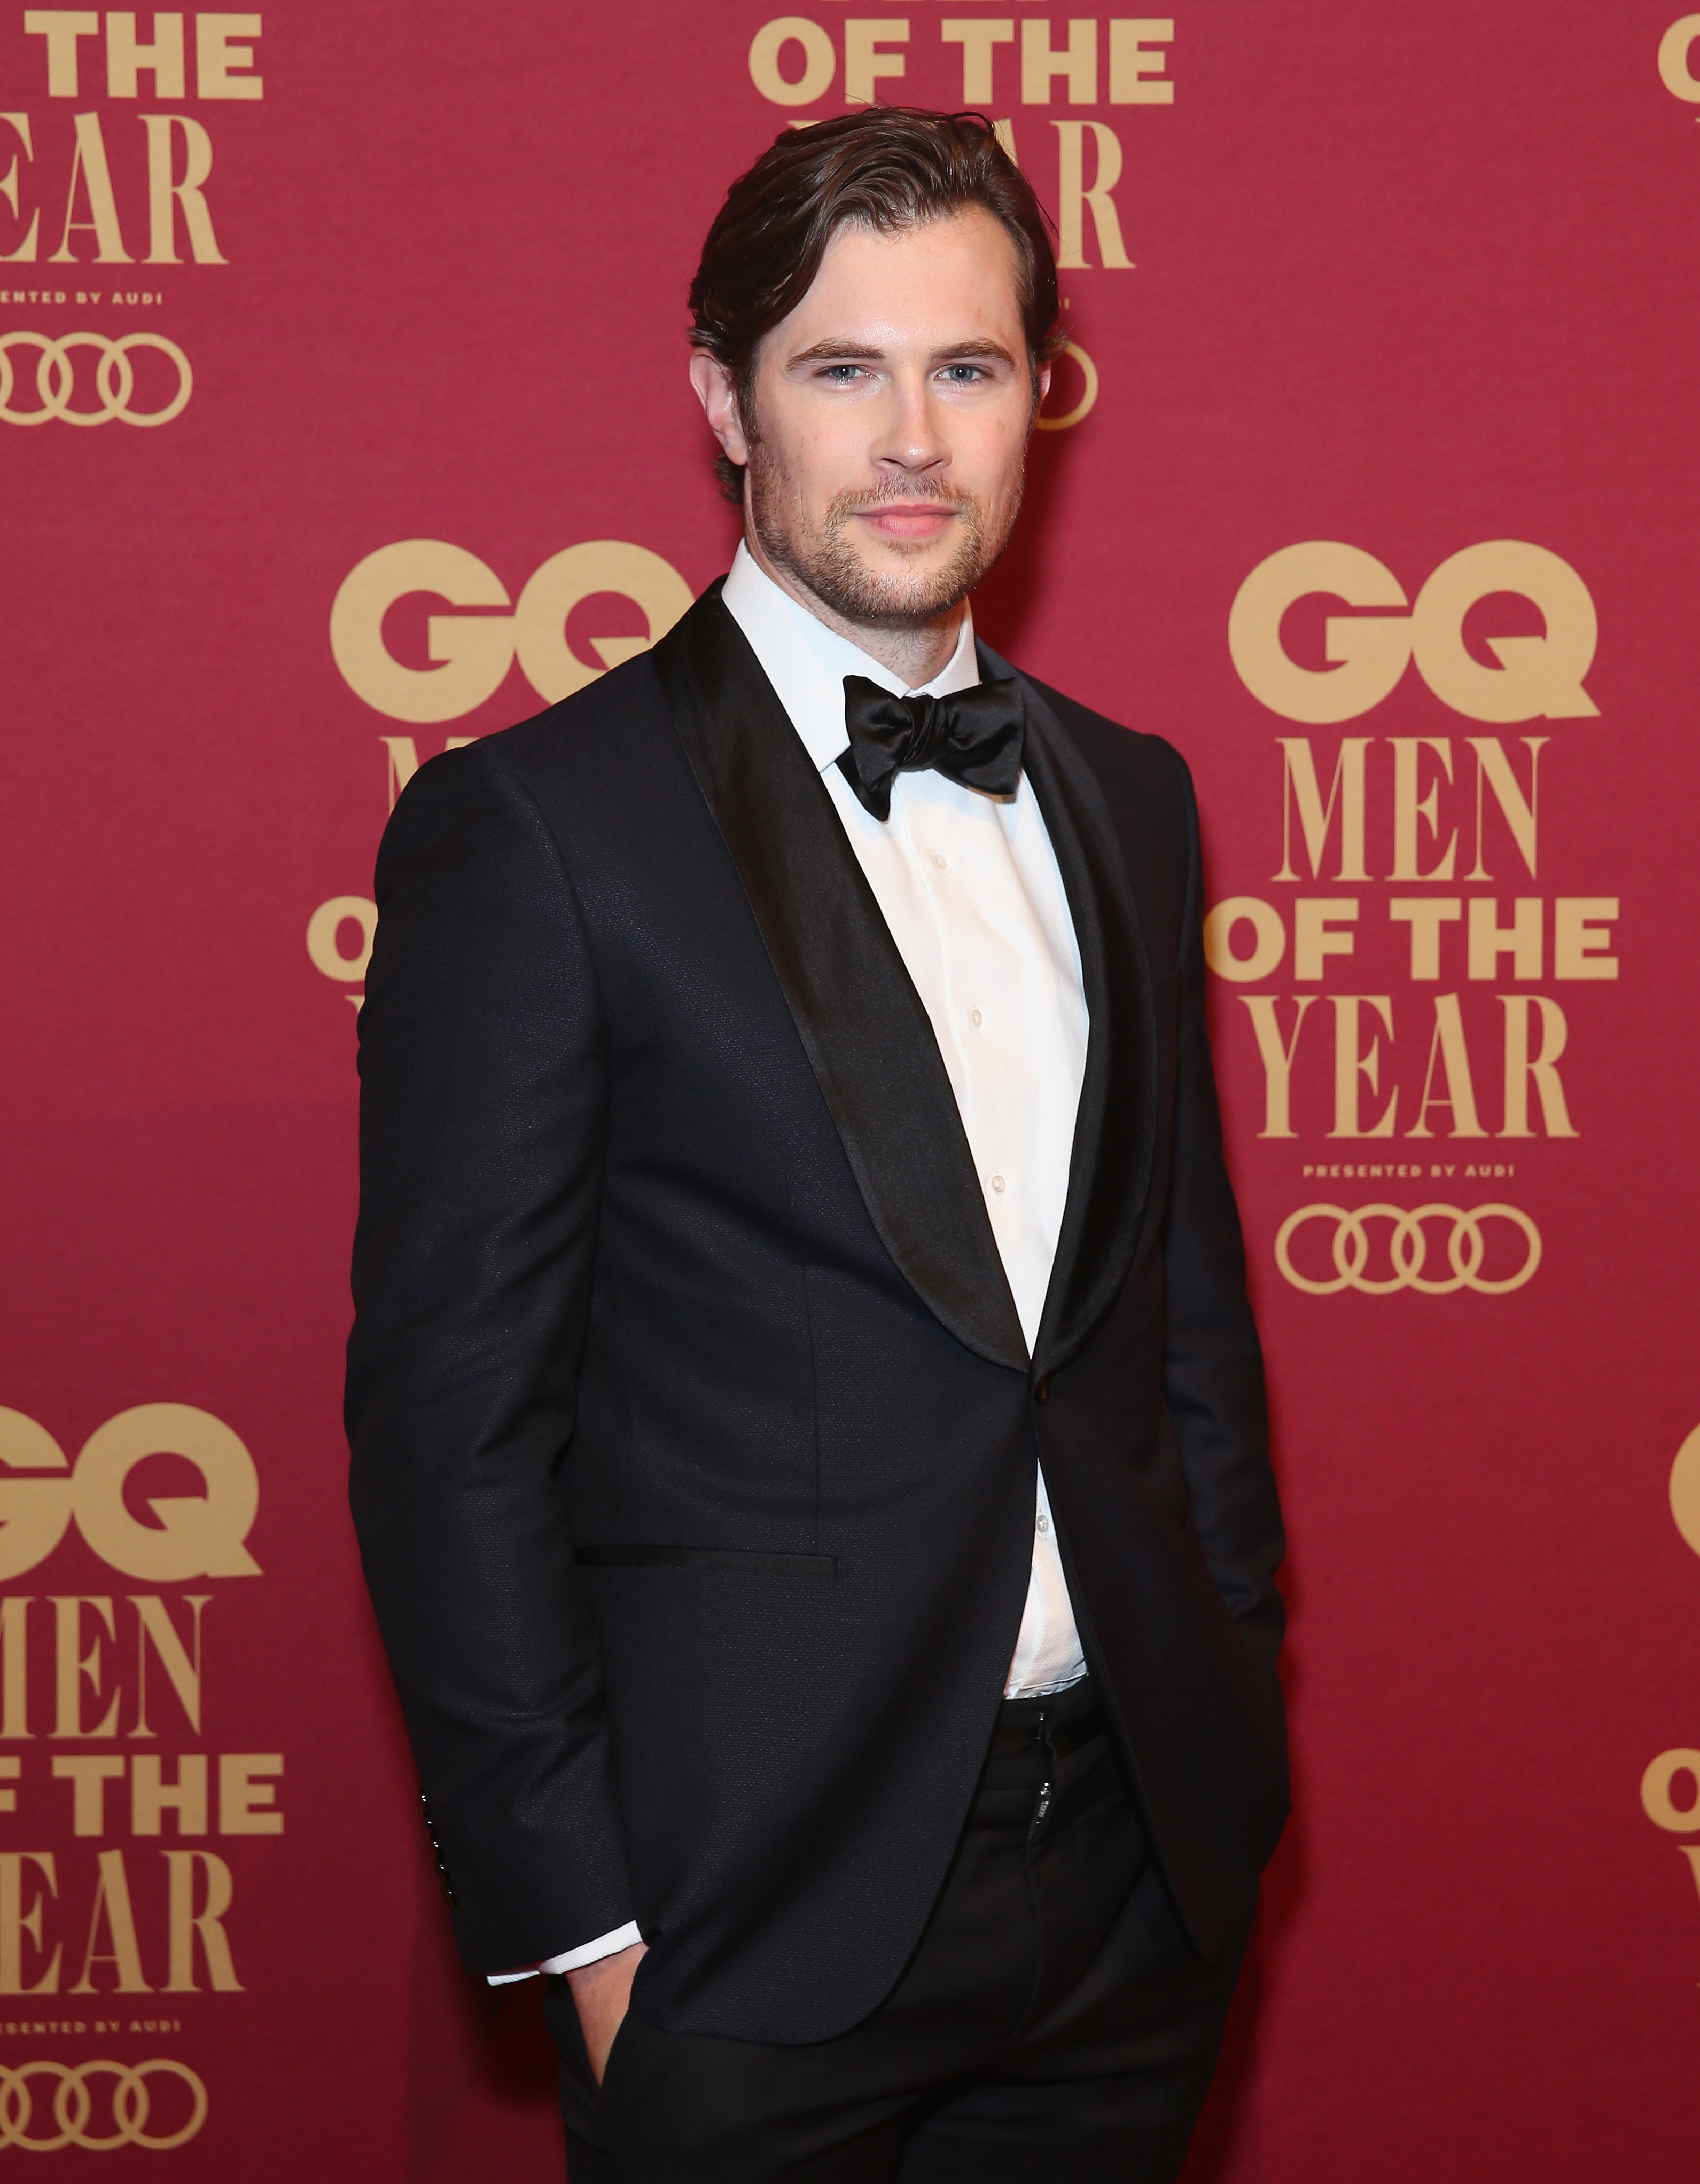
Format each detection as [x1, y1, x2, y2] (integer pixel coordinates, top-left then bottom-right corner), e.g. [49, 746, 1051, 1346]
[5, 3, 1699, 2173]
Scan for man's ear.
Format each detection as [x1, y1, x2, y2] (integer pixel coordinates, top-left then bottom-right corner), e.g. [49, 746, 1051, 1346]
[1035, 359, 1052, 418]
[690, 351, 751, 467]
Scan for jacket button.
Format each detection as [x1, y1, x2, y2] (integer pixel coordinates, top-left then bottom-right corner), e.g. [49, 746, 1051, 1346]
[1034, 1377, 1050, 1405]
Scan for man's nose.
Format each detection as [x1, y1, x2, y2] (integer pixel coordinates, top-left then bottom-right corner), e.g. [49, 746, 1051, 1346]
[871, 370, 948, 474]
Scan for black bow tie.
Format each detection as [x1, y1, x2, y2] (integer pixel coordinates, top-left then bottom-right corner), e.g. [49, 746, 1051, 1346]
[838, 674, 1026, 823]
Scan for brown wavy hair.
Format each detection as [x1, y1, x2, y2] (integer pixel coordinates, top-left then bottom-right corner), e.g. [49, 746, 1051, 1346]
[689, 109, 1063, 502]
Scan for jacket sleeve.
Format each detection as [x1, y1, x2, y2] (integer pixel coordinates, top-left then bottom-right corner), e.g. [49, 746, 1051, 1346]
[345, 738, 634, 1974]
[1160, 750, 1289, 1728]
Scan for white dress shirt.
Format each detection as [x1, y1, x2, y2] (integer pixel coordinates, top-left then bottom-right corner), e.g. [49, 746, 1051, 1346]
[494, 545, 1090, 1983]
[722, 543, 1090, 1697]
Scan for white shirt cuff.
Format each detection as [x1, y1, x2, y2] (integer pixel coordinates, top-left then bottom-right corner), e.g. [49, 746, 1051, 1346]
[485, 1920, 643, 1986]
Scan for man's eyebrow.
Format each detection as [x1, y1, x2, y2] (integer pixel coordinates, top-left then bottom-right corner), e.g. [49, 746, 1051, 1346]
[786, 340, 887, 366]
[785, 338, 1020, 369]
[932, 339, 1018, 366]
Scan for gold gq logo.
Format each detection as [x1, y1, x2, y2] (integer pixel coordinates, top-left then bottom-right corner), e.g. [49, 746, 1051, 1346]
[0, 1406, 259, 1581]
[330, 539, 696, 724]
[1228, 541, 1598, 723]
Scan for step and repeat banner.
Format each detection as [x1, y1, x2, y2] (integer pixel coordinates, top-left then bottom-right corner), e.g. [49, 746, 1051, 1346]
[4, 3, 1697, 2176]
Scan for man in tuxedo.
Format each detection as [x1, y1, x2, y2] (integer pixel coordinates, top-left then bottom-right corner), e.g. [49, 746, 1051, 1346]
[347, 108, 1288, 2183]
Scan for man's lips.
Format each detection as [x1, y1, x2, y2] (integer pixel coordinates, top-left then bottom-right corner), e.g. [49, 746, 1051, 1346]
[854, 504, 958, 539]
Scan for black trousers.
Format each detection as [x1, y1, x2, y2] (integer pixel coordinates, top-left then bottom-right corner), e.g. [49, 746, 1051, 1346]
[542, 1681, 1249, 2182]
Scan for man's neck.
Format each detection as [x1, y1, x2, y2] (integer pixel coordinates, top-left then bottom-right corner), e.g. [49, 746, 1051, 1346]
[742, 529, 964, 692]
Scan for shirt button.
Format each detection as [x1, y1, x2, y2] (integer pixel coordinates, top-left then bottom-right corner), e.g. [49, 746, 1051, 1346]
[932, 851, 947, 870]
[969, 1007, 983, 1030]
[991, 1174, 1006, 1193]
[1037, 1514, 1050, 1535]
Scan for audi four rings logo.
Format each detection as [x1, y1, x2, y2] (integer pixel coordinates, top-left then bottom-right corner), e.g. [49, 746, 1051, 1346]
[1275, 1203, 1542, 1295]
[0, 332, 192, 427]
[0, 2059, 207, 2151]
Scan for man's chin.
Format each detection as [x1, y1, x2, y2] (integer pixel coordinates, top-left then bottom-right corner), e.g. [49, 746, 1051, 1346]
[841, 555, 968, 616]
[796, 543, 981, 629]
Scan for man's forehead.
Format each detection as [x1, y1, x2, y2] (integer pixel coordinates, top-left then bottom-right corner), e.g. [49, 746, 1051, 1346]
[783, 212, 1024, 336]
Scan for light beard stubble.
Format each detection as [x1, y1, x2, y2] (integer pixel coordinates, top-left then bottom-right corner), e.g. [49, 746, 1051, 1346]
[746, 450, 1021, 631]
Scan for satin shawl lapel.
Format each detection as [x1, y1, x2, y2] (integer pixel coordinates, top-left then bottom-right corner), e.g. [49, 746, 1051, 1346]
[652, 589, 1029, 1373]
[978, 642, 1158, 1376]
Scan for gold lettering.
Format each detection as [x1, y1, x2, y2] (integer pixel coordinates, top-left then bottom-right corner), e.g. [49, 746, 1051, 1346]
[941, 17, 1012, 102]
[0, 1413, 74, 1588]
[129, 1595, 207, 1737]
[131, 1752, 208, 1836]
[163, 1851, 240, 1991]
[71, 1850, 150, 1992]
[1407, 996, 1484, 1138]
[0, 115, 41, 262]
[52, 1597, 119, 1739]
[196, 13, 263, 99]
[1203, 897, 1285, 983]
[1465, 737, 1544, 879]
[1022, 16, 1096, 101]
[219, 1753, 283, 1835]
[1293, 898, 1358, 981]
[306, 897, 376, 987]
[49, 111, 131, 264]
[1412, 546, 1595, 722]
[1659, 16, 1700, 100]
[843, 18, 908, 105]
[747, 16, 836, 106]
[1241, 995, 1315, 1138]
[1054, 121, 1133, 269]
[106, 12, 186, 98]
[1389, 738, 1456, 880]
[22, 12, 100, 98]
[1109, 17, 1173, 103]
[1231, 545, 1410, 724]
[0, 1853, 59, 1993]
[52, 1753, 124, 1835]
[1, 1599, 32, 1739]
[1500, 995, 1576, 1137]
[1468, 897, 1541, 981]
[73, 1405, 260, 1582]
[1641, 1749, 1700, 1831]
[1274, 739, 1370, 882]
[1388, 897, 1461, 980]
[1329, 996, 1397, 1138]
[1553, 897, 1618, 980]
[142, 114, 224, 264]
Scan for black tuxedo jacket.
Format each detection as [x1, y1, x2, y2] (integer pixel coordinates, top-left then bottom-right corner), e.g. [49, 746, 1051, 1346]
[346, 585, 1288, 2045]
